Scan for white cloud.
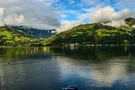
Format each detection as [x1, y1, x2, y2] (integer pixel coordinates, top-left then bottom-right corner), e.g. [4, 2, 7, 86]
[56, 20, 83, 33]
[0, 0, 60, 29]
[0, 7, 4, 17]
[91, 6, 114, 23]
[103, 20, 125, 27]
[0, 7, 26, 26]
[0, 0, 134, 31]
[4, 14, 25, 25]
[112, 9, 132, 21]
[57, 5, 135, 33]
[56, 10, 90, 33]
[0, 7, 5, 26]
[90, 6, 134, 27]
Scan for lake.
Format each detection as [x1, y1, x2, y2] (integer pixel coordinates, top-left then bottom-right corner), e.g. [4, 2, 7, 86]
[0, 46, 135, 90]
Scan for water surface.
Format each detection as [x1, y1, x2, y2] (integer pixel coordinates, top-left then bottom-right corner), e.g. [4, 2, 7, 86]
[0, 46, 135, 90]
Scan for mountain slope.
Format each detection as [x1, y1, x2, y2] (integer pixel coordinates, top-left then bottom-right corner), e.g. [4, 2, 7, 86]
[43, 21, 135, 46]
[12, 26, 56, 38]
[0, 26, 33, 46]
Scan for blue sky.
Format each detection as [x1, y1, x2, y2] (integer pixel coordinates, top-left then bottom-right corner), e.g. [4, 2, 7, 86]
[0, 0, 135, 31]
[49, 0, 135, 21]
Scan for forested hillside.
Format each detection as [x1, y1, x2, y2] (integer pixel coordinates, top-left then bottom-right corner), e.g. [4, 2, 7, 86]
[0, 26, 33, 46]
[42, 18, 135, 46]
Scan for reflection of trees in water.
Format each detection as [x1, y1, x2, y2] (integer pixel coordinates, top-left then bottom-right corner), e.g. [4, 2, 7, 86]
[50, 46, 135, 61]
[0, 47, 51, 62]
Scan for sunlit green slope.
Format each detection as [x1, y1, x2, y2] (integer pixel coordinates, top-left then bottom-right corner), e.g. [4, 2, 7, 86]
[0, 26, 33, 46]
[42, 18, 135, 46]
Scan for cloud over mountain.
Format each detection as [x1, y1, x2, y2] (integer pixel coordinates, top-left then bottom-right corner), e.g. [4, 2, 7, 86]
[90, 6, 135, 27]
[56, 20, 83, 33]
[0, 0, 135, 31]
[0, 0, 60, 29]
[56, 6, 135, 33]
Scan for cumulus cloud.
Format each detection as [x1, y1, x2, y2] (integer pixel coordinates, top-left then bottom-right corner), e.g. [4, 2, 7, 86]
[0, 7, 26, 26]
[4, 14, 25, 25]
[57, 5, 135, 33]
[0, 7, 4, 17]
[91, 6, 132, 23]
[56, 12, 90, 33]
[90, 6, 134, 27]
[1, 0, 134, 32]
[91, 6, 114, 23]
[112, 9, 132, 20]
[0, 0, 60, 29]
[56, 20, 83, 33]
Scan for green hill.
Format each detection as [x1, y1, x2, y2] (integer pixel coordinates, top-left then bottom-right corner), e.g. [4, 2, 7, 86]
[125, 17, 135, 27]
[42, 18, 135, 46]
[1, 17, 135, 46]
[0, 26, 33, 46]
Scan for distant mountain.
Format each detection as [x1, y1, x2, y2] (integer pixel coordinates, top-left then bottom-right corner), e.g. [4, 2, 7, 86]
[0, 25, 33, 46]
[41, 18, 135, 46]
[12, 26, 57, 38]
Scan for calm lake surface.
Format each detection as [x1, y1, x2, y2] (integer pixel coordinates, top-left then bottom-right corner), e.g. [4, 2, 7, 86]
[0, 46, 135, 90]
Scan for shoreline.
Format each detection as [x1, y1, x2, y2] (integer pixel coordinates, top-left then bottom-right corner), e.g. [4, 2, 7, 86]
[1, 44, 135, 48]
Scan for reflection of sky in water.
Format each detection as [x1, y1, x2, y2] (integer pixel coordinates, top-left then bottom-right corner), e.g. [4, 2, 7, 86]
[56, 56, 132, 88]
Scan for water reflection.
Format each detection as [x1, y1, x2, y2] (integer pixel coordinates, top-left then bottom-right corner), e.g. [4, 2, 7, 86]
[50, 46, 135, 89]
[0, 47, 51, 63]
[0, 46, 135, 90]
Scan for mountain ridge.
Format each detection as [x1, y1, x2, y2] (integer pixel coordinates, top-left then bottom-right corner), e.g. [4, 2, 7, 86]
[0, 25, 33, 46]
[12, 26, 56, 38]
[41, 17, 135, 46]
[0, 17, 135, 46]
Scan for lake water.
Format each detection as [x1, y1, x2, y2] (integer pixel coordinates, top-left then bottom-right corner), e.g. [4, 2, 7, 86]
[0, 46, 135, 90]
